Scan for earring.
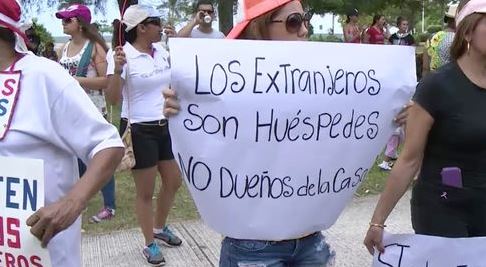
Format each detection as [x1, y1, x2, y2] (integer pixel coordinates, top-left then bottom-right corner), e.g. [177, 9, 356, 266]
[467, 41, 471, 54]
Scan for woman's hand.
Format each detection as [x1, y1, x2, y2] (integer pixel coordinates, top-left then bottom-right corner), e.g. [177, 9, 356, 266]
[363, 225, 385, 255]
[114, 46, 127, 74]
[394, 100, 414, 126]
[163, 25, 177, 38]
[163, 88, 180, 117]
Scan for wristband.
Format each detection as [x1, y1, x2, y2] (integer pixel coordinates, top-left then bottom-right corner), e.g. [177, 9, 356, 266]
[369, 222, 386, 229]
[114, 69, 123, 75]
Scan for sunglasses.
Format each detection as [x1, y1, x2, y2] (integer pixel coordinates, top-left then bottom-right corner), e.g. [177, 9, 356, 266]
[62, 17, 75, 24]
[142, 17, 162, 27]
[271, 12, 312, 33]
[198, 9, 214, 15]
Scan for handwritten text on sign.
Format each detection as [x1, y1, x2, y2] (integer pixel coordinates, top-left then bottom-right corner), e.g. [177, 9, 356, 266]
[373, 232, 486, 267]
[169, 39, 416, 240]
[0, 157, 51, 267]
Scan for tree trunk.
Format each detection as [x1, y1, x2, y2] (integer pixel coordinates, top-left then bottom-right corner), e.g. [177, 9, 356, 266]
[218, 0, 234, 35]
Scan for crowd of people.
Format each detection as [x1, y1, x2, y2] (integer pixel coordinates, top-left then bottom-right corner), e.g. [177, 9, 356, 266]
[1, 0, 485, 266]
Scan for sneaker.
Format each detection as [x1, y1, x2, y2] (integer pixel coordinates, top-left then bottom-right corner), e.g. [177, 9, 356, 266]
[154, 226, 182, 247]
[142, 242, 165, 266]
[378, 161, 392, 171]
[89, 207, 115, 223]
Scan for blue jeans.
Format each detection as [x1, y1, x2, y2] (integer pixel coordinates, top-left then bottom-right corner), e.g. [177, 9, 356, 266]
[219, 232, 334, 267]
[78, 159, 116, 209]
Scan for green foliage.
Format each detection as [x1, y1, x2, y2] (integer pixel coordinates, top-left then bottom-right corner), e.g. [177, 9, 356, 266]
[427, 24, 443, 34]
[414, 32, 431, 43]
[309, 34, 343, 43]
[31, 19, 55, 45]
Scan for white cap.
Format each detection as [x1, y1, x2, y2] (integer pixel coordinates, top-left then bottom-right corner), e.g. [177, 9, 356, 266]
[122, 5, 161, 32]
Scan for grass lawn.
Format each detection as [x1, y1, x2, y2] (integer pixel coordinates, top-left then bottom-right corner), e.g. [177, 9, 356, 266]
[82, 106, 390, 234]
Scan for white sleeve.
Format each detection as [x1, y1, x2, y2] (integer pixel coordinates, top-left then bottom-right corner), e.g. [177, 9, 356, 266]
[50, 81, 124, 164]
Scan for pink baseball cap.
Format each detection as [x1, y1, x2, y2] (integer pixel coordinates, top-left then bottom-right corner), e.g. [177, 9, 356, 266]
[56, 4, 92, 24]
[456, 0, 486, 27]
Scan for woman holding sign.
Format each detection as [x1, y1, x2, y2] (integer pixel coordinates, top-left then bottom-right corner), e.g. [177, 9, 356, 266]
[0, 1, 124, 266]
[106, 4, 181, 266]
[365, 0, 486, 255]
[164, 0, 411, 266]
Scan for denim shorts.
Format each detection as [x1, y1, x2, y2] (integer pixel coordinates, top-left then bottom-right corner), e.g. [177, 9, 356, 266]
[219, 232, 335, 267]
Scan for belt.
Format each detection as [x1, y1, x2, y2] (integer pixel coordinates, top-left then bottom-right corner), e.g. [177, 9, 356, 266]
[123, 118, 168, 126]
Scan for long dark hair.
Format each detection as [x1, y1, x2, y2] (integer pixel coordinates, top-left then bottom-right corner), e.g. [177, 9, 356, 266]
[371, 15, 383, 27]
[77, 17, 108, 52]
[112, 19, 137, 48]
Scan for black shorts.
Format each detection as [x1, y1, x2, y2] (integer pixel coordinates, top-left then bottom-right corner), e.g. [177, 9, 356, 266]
[120, 118, 175, 170]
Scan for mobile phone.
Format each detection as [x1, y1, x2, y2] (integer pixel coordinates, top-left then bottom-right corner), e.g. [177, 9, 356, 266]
[441, 167, 463, 188]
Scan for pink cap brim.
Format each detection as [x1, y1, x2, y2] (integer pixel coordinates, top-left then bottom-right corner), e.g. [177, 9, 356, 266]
[55, 11, 72, 19]
[226, 20, 250, 39]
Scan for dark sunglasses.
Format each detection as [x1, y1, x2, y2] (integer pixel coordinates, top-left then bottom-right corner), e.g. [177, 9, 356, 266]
[62, 17, 74, 24]
[142, 17, 162, 27]
[198, 9, 214, 15]
[271, 12, 312, 33]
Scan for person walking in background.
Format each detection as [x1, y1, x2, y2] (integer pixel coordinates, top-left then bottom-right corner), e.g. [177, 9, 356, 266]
[422, 4, 458, 77]
[363, 14, 390, 44]
[0, 1, 124, 266]
[389, 16, 415, 46]
[365, 0, 486, 254]
[343, 8, 361, 43]
[178, 0, 225, 38]
[56, 4, 117, 224]
[107, 5, 182, 266]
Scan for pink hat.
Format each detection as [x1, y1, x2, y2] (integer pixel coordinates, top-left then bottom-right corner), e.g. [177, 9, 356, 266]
[227, 0, 295, 39]
[0, 0, 29, 52]
[456, 0, 486, 27]
[56, 4, 92, 24]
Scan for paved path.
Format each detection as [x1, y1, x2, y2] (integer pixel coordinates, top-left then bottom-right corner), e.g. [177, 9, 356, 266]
[82, 192, 413, 267]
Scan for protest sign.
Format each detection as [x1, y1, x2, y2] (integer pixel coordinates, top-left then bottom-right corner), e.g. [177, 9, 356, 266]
[169, 39, 416, 240]
[0, 156, 51, 267]
[373, 232, 486, 267]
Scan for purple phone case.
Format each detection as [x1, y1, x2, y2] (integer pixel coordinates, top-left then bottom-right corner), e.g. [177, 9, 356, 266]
[441, 167, 463, 188]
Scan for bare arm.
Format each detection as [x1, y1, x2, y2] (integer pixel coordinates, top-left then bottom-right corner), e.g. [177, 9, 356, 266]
[75, 43, 108, 90]
[364, 103, 434, 254]
[343, 25, 352, 42]
[178, 13, 204, 38]
[27, 146, 124, 247]
[362, 30, 370, 44]
[422, 50, 431, 77]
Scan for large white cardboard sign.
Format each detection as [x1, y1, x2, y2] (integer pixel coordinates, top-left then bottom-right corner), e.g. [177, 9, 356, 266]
[169, 38, 416, 240]
[0, 156, 52, 267]
[373, 232, 486, 267]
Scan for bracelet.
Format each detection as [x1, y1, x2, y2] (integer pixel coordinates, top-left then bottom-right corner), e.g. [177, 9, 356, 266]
[369, 222, 386, 229]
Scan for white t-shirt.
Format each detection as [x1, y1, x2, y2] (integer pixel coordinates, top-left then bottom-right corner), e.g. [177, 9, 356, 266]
[190, 27, 225, 39]
[107, 43, 169, 123]
[0, 54, 123, 267]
